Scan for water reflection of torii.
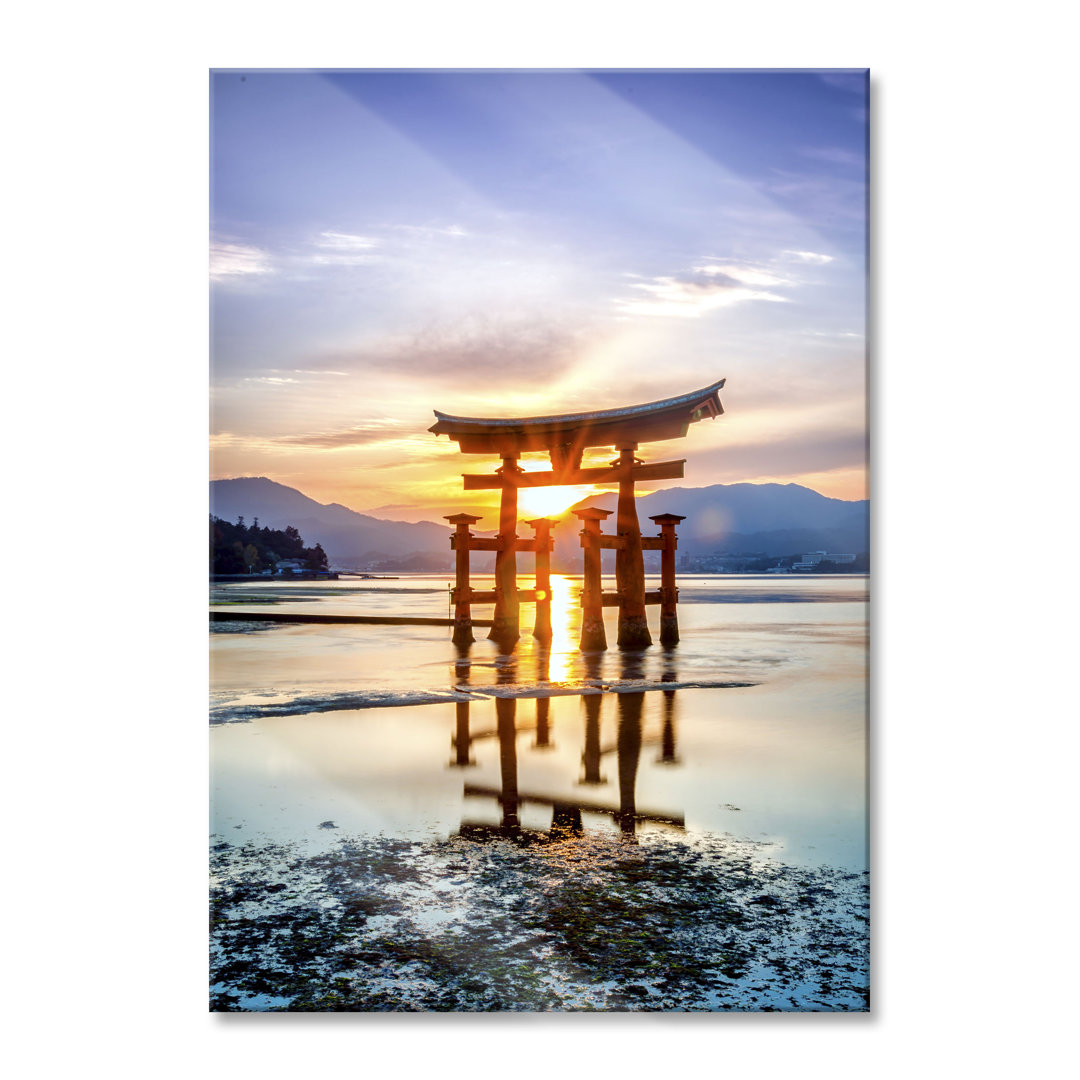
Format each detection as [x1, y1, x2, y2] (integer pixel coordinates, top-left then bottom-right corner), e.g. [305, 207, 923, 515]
[451, 648, 684, 839]
[450, 644, 554, 768]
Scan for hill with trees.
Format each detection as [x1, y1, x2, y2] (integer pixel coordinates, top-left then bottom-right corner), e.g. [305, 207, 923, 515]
[210, 515, 328, 576]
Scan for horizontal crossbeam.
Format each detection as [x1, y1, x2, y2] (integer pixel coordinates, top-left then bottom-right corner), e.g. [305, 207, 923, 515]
[456, 589, 496, 603]
[462, 459, 685, 490]
[601, 590, 663, 606]
[595, 535, 625, 550]
[513, 538, 553, 553]
[450, 589, 546, 604]
[589, 534, 668, 550]
[463, 784, 684, 827]
[452, 719, 540, 745]
[453, 536, 501, 551]
[451, 536, 555, 553]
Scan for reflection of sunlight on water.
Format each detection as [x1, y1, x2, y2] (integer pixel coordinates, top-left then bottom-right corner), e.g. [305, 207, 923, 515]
[546, 574, 577, 682]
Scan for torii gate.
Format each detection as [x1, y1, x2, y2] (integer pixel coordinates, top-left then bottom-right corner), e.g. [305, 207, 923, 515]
[430, 378, 725, 649]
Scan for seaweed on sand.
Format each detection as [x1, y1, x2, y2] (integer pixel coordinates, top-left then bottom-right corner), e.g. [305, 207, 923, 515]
[210, 832, 869, 1012]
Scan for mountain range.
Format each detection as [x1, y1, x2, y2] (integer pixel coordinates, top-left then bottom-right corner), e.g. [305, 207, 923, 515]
[210, 477, 449, 570]
[558, 483, 868, 568]
[211, 476, 868, 571]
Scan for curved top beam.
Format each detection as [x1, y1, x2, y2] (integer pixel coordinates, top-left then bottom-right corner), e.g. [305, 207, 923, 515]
[429, 378, 725, 455]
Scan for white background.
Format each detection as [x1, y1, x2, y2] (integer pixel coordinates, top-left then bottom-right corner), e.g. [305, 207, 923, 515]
[4, 2, 1076, 1076]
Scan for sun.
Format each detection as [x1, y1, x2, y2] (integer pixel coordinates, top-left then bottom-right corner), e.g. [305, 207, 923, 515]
[517, 484, 595, 520]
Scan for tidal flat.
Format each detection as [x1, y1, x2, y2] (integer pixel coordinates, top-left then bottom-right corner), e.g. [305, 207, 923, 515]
[211, 832, 868, 1012]
[209, 573, 869, 1012]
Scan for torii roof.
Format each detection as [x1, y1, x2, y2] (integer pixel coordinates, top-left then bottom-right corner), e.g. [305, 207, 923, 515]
[429, 378, 725, 455]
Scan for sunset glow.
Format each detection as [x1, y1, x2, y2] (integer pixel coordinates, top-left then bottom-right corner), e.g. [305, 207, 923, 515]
[211, 71, 867, 516]
[518, 485, 595, 521]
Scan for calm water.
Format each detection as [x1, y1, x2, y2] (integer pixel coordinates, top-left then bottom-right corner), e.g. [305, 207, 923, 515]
[210, 574, 867, 870]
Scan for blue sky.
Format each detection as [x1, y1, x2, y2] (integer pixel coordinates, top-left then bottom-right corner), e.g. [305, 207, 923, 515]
[211, 69, 867, 519]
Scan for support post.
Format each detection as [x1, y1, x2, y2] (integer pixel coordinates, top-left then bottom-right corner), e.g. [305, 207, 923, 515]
[450, 642, 474, 766]
[535, 697, 552, 748]
[526, 517, 554, 643]
[650, 514, 685, 645]
[658, 690, 679, 765]
[616, 445, 652, 649]
[452, 702, 473, 766]
[616, 691, 644, 836]
[580, 692, 605, 785]
[574, 507, 612, 651]
[496, 696, 519, 830]
[489, 456, 521, 645]
[445, 514, 482, 645]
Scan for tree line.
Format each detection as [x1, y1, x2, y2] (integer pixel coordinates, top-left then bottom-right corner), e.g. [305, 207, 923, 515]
[210, 516, 329, 576]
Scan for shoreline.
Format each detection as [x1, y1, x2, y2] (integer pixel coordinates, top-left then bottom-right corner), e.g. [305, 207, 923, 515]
[210, 609, 495, 627]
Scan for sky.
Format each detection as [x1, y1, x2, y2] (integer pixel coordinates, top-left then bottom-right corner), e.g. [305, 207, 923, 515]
[210, 69, 867, 522]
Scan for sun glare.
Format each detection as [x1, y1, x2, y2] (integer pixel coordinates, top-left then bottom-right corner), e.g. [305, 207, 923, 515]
[517, 485, 594, 520]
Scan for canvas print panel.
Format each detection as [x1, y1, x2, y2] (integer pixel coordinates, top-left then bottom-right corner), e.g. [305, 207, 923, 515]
[209, 69, 869, 1012]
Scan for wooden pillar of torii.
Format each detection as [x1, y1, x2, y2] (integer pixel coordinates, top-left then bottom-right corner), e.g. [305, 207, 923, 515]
[574, 507, 611, 651]
[445, 512, 553, 646]
[615, 443, 650, 648]
[651, 513, 686, 645]
[574, 506, 685, 650]
[430, 378, 726, 649]
[490, 454, 522, 643]
[445, 513, 482, 645]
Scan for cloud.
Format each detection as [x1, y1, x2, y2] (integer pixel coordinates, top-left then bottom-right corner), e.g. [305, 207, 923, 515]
[231, 223, 461, 278]
[210, 425, 453, 461]
[693, 262, 788, 287]
[389, 223, 469, 239]
[762, 171, 866, 226]
[210, 431, 290, 454]
[615, 266, 789, 318]
[818, 72, 867, 95]
[329, 313, 598, 388]
[361, 443, 460, 468]
[210, 240, 273, 280]
[782, 250, 835, 265]
[305, 230, 381, 266]
[317, 231, 379, 250]
[211, 231, 382, 282]
[690, 429, 867, 483]
[274, 420, 405, 449]
[799, 329, 861, 340]
[800, 146, 865, 169]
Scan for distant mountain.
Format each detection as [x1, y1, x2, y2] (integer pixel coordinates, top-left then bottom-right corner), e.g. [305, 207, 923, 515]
[632, 482, 868, 536]
[548, 482, 868, 568]
[210, 477, 868, 571]
[210, 477, 452, 570]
